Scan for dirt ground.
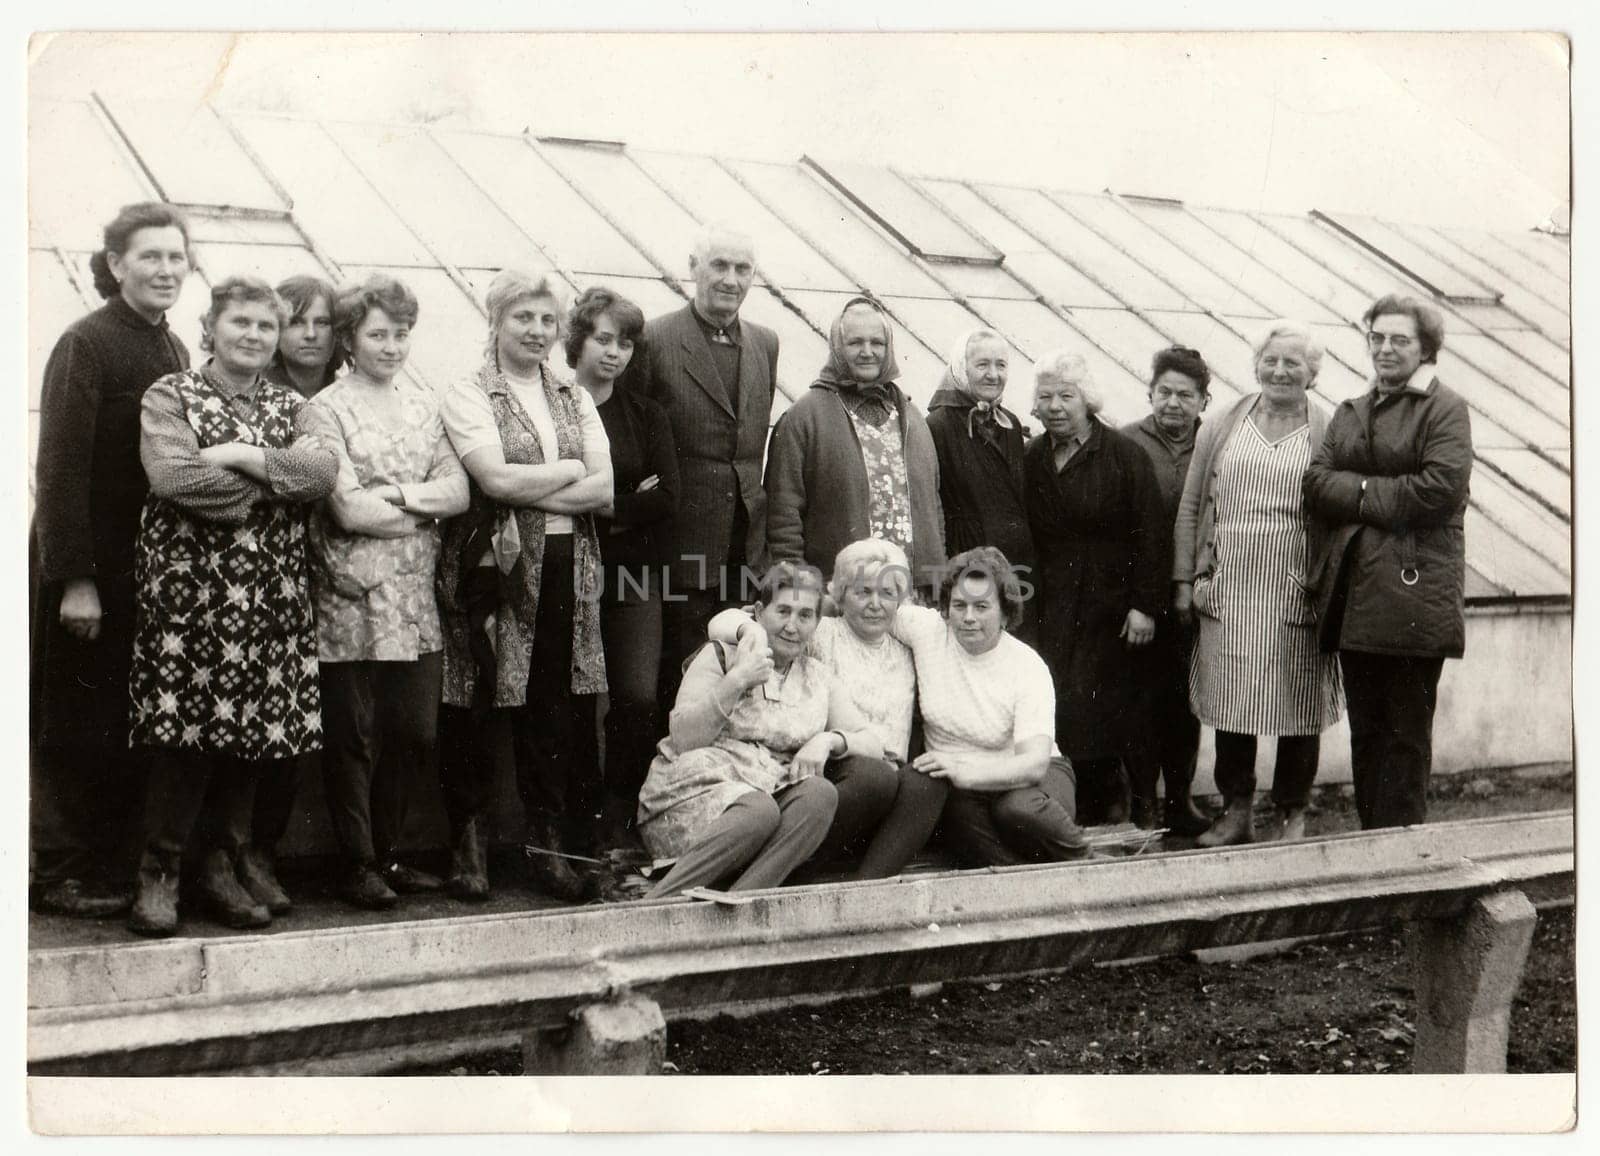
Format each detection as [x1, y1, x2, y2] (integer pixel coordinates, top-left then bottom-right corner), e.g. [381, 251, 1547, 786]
[405, 763, 1574, 1077]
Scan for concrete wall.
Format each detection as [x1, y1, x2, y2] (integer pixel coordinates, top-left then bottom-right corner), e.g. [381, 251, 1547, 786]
[278, 603, 1573, 859]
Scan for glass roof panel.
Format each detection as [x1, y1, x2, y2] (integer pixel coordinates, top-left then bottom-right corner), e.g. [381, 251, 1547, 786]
[914, 179, 1120, 307]
[29, 100, 153, 251]
[1194, 208, 1374, 322]
[808, 160, 1000, 261]
[1464, 470, 1571, 578]
[1488, 230, 1569, 285]
[536, 143, 705, 283]
[732, 287, 835, 408]
[340, 265, 487, 393]
[327, 123, 547, 272]
[1057, 193, 1268, 317]
[229, 115, 433, 267]
[1322, 213, 1499, 300]
[1259, 215, 1431, 301]
[1123, 201, 1342, 323]
[630, 151, 848, 291]
[193, 243, 327, 290]
[978, 185, 1189, 311]
[104, 98, 286, 212]
[29, 250, 95, 410]
[1479, 449, 1571, 519]
[563, 274, 687, 324]
[1401, 225, 1570, 342]
[934, 261, 1037, 300]
[1495, 328, 1570, 387]
[1436, 228, 1566, 311]
[1449, 333, 1569, 419]
[433, 131, 658, 278]
[724, 160, 945, 297]
[1434, 347, 1569, 454]
[184, 214, 303, 246]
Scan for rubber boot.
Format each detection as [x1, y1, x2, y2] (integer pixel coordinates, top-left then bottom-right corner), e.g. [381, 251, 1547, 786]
[198, 849, 272, 929]
[524, 815, 589, 903]
[128, 850, 181, 938]
[237, 844, 292, 915]
[446, 816, 491, 902]
[1194, 796, 1256, 848]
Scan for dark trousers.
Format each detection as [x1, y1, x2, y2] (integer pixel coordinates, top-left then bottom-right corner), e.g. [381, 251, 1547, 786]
[809, 754, 901, 867]
[1130, 624, 1201, 804]
[1213, 730, 1320, 808]
[843, 762, 950, 880]
[440, 540, 600, 843]
[943, 757, 1088, 866]
[30, 743, 147, 886]
[319, 652, 442, 867]
[251, 752, 311, 852]
[599, 575, 663, 809]
[1340, 650, 1445, 829]
[143, 749, 289, 858]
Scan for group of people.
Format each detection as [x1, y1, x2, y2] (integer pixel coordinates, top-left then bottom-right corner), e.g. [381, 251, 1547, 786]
[29, 201, 1474, 937]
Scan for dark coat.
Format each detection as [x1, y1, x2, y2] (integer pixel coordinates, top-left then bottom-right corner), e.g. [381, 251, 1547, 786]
[764, 379, 946, 584]
[29, 296, 190, 751]
[1303, 372, 1473, 658]
[629, 304, 778, 589]
[1024, 420, 1167, 760]
[925, 382, 1035, 573]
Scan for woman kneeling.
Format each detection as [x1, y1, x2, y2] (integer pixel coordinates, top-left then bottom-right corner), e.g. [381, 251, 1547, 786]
[637, 563, 893, 898]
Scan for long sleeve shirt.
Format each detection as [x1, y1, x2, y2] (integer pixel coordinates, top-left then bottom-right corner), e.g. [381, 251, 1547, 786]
[139, 368, 337, 526]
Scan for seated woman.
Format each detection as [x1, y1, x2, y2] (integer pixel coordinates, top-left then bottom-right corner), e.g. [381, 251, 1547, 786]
[125, 275, 337, 936]
[895, 547, 1091, 866]
[708, 537, 948, 879]
[636, 562, 896, 898]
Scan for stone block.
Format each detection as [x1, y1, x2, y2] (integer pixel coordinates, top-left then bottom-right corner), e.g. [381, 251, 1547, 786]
[523, 995, 667, 1075]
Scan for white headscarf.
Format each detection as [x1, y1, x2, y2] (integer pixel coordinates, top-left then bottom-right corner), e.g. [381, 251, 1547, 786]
[945, 328, 1016, 433]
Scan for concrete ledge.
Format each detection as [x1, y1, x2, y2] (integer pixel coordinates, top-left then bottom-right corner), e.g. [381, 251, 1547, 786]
[27, 811, 1574, 1075]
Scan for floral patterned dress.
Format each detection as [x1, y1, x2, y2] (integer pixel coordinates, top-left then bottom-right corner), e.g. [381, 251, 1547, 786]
[845, 406, 915, 562]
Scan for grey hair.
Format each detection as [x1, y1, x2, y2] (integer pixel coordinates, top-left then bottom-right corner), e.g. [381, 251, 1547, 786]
[1252, 319, 1324, 377]
[1033, 349, 1104, 415]
[690, 222, 756, 266]
[828, 537, 913, 603]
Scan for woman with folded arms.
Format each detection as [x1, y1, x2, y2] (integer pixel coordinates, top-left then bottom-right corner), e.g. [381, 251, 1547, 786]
[303, 274, 469, 910]
[125, 275, 336, 936]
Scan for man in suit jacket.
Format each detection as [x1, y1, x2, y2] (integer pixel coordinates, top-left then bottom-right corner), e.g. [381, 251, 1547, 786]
[629, 225, 780, 701]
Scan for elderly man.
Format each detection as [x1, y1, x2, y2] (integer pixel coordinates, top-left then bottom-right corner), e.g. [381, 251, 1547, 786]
[628, 225, 780, 700]
[1304, 294, 1473, 829]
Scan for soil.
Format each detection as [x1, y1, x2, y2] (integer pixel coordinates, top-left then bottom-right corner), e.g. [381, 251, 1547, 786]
[403, 764, 1575, 1077]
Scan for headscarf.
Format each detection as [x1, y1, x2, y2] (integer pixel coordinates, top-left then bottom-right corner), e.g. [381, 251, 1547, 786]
[816, 296, 901, 402]
[945, 328, 1017, 435]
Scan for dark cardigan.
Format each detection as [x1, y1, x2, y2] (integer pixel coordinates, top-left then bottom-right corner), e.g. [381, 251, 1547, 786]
[925, 381, 1034, 573]
[764, 379, 946, 585]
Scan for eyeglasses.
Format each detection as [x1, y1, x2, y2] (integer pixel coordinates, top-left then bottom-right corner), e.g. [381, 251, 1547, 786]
[1366, 332, 1417, 351]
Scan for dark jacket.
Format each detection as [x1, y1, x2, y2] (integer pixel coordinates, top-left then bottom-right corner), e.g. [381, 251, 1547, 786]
[925, 378, 1034, 573]
[594, 384, 679, 579]
[1024, 420, 1166, 759]
[764, 379, 946, 584]
[1303, 370, 1473, 658]
[629, 304, 778, 589]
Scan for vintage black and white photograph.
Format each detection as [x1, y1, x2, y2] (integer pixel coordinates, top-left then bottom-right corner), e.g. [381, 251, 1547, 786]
[15, 9, 1580, 1137]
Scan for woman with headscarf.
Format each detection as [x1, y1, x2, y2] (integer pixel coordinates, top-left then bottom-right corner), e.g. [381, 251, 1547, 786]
[925, 327, 1035, 639]
[764, 297, 945, 591]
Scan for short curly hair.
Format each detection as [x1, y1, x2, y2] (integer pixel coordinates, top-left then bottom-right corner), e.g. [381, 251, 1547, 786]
[197, 275, 289, 355]
[753, 560, 826, 611]
[332, 274, 420, 359]
[564, 285, 646, 369]
[1149, 344, 1212, 395]
[938, 546, 1027, 629]
[1363, 293, 1446, 364]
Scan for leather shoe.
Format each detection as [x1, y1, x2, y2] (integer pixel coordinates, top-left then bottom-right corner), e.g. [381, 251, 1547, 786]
[198, 849, 272, 929]
[524, 818, 590, 903]
[1194, 797, 1256, 848]
[341, 863, 399, 910]
[237, 845, 292, 914]
[380, 861, 443, 894]
[31, 877, 132, 919]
